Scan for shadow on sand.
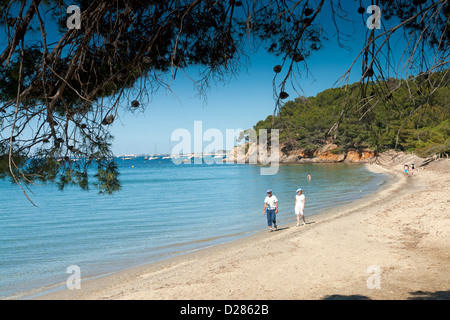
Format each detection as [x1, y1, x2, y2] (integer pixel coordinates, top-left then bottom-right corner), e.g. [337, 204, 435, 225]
[321, 289, 450, 300]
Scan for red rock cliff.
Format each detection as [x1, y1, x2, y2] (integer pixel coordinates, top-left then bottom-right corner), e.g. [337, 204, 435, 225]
[226, 143, 376, 163]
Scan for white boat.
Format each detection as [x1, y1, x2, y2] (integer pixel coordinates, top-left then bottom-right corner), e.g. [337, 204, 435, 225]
[118, 154, 136, 160]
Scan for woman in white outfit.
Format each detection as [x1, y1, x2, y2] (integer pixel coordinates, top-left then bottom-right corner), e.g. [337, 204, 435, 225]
[295, 188, 306, 226]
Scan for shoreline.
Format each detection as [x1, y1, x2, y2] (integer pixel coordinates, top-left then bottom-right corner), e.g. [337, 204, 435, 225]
[33, 154, 450, 300]
[14, 162, 382, 300]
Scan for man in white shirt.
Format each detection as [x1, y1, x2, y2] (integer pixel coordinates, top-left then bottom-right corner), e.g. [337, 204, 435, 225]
[263, 189, 278, 232]
[295, 188, 306, 226]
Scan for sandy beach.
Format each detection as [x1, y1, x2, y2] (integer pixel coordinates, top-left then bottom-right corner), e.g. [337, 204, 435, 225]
[35, 152, 450, 300]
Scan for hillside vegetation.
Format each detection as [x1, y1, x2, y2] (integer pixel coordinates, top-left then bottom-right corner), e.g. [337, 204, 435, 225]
[250, 70, 449, 158]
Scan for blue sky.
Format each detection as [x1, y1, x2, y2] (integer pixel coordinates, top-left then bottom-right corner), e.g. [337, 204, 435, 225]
[110, 4, 373, 155]
[110, 44, 364, 155]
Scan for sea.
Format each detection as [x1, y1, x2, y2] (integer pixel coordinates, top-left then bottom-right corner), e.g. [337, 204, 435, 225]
[0, 157, 387, 299]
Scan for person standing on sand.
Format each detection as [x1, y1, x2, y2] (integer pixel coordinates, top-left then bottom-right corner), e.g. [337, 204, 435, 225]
[263, 189, 278, 232]
[295, 188, 306, 226]
[404, 163, 409, 176]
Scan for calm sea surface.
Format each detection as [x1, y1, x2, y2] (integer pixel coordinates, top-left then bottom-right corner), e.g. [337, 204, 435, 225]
[0, 158, 386, 298]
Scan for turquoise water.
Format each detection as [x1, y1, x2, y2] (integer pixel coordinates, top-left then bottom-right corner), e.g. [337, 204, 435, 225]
[0, 158, 386, 298]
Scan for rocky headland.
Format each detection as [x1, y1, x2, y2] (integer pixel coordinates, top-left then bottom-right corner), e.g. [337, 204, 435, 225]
[225, 142, 376, 164]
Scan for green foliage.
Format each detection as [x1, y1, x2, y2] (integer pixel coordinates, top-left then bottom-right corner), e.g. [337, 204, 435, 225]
[251, 70, 450, 157]
[0, 133, 121, 195]
[94, 159, 121, 195]
[0, 141, 27, 181]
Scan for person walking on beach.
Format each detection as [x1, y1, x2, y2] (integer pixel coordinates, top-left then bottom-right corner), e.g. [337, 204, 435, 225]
[263, 189, 278, 232]
[404, 163, 409, 176]
[295, 188, 306, 226]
